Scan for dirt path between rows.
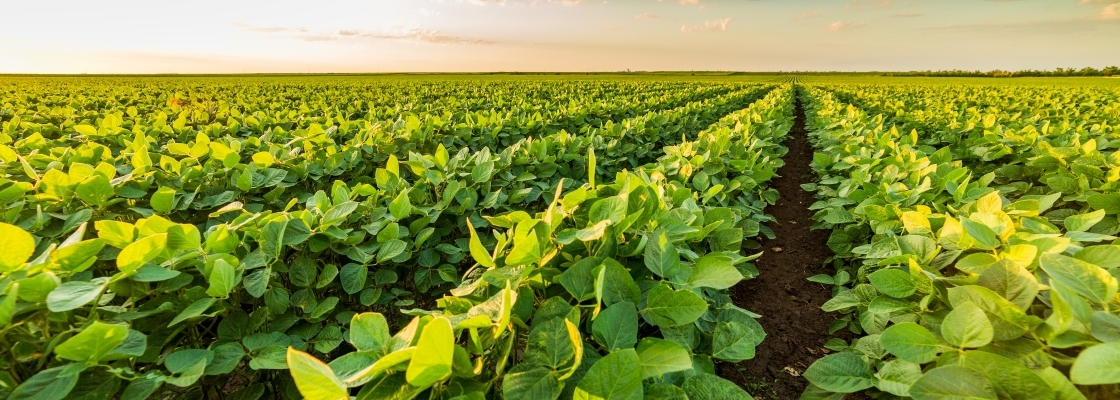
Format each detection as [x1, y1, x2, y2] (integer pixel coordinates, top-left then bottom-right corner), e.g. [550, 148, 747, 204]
[718, 89, 852, 399]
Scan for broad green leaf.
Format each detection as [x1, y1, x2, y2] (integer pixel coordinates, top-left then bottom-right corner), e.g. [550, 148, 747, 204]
[170, 297, 215, 326]
[646, 284, 707, 327]
[942, 302, 994, 348]
[962, 217, 1000, 250]
[75, 175, 113, 206]
[573, 348, 642, 400]
[377, 239, 407, 263]
[95, 220, 136, 248]
[976, 259, 1037, 311]
[960, 351, 1053, 400]
[8, 366, 79, 400]
[344, 347, 416, 387]
[875, 359, 923, 397]
[206, 259, 235, 298]
[588, 147, 596, 189]
[909, 365, 997, 400]
[681, 373, 753, 400]
[712, 321, 758, 362]
[287, 347, 348, 400]
[350, 313, 390, 353]
[592, 301, 638, 351]
[0, 222, 35, 272]
[636, 338, 692, 379]
[117, 233, 168, 275]
[467, 219, 495, 268]
[868, 269, 916, 298]
[55, 321, 129, 363]
[645, 231, 681, 279]
[406, 316, 453, 388]
[503, 366, 561, 400]
[687, 254, 743, 290]
[1075, 245, 1120, 269]
[802, 352, 874, 393]
[1040, 253, 1118, 305]
[151, 186, 176, 213]
[389, 190, 411, 220]
[880, 322, 939, 364]
[1064, 209, 1105, 232]
[1070, 342, 1120, 384]
[46, 278, 108, 312]
[505, 233, 541, 266]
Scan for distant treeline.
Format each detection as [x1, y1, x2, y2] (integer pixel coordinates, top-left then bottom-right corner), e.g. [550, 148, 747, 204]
[884, 66, 1119, 78]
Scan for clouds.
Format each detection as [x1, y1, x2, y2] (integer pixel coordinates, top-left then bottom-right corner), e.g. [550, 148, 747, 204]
[892, 12, 924, 18]
[635, 12, 659, 20]
[825, 21, 867, 31]
[234, 23, 495, 45]
[681, 18, 732, 33]
[1102, 3, 1120, 19]
[797, 10, 821, 20]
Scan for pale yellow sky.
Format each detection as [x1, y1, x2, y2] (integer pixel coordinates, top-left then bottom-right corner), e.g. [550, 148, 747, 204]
[1, 0, 1118, 73]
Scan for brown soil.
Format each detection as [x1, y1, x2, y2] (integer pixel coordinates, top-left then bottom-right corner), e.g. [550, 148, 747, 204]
[718, 89, 857, 399]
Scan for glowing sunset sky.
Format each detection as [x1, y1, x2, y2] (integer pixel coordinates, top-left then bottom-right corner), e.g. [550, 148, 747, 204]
[1, 0, 1118, 73]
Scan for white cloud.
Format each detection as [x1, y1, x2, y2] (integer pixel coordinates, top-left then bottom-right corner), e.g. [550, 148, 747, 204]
[1102, 3, 1120, 19]
[635, 12, 659, 20]
[797, 10, 821, 20]
[826, 21, 867, 31]
[681, 18, 731, 33]
[846, 0, 894, 10]
[1078, 0, 1117, 4]
[892, 12, 924, 18]
[679, 0, 700, 4]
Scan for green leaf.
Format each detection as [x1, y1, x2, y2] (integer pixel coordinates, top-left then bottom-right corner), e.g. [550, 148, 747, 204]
[0, 222, 35, 272]
[350, 313, 391, 353]
[681, 373, 753, 400]
[687, 254, 743, 290]
[55, 321, 129, 363]
[151, 186, 176, 213]
[117, 233, 167, 275]
[287, 347, 348, 400]
[506, 233, 542, 266]
[868, 269, 916, 298]
[8, 366, 79, 400]
[1064, 209, 1105, 232]
[942, 302, 994, 348]
[74, 124, 98, 135]
[645, 231, 681, 279]
[875, 359, 923, 397]
[46, 278, 108, 312]
[170, 298, 215, 326]
[406, 316, 453, 388]
[589, 197, 627, 225]
[646, 284, 707, 327]
[588, 147, 596, 189]
[323, 201, 359, 227]
[95, 220, 136, 248]
[712, 321, 758, 362]
[502, 366, 562, 400]
[167, 224, 201, 250]
[467, 220, 495, 268]
[389, 190, 411, 220]
[908, 365, 997, 400]
[960, 351, 1053, 400]
[962, 217, 1000, 250]
[802, 352, 874, 393]
[75, 175, 113, 206]
[206, 259, 235, 298]
[636, 338, 692, 379]
[592, 301, 638, 351]
[46, 239, 105, 272]
[377, 239, 407, 263]
[1040, 253, 1118, 305]
[976, 259, 1037, 311]
[340, 263, 368, 295]
[573, 348, 642, 400]
[1075, 245, 1120, 269]
[1070, 342, 1120, 384]
[880, 322, 939, 364]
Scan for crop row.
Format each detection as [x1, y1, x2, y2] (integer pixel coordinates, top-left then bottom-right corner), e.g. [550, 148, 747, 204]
[0, 80, 788, 399]
[799, 86, 1120, 399]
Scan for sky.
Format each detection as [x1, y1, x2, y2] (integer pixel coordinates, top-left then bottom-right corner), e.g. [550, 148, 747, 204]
[0, 0, 1118, 73]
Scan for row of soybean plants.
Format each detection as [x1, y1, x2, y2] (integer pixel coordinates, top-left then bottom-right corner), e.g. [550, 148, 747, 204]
[0, 79, 779, 399]
[798, 84, 1120, 400]
[281, 83, 796, 400]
